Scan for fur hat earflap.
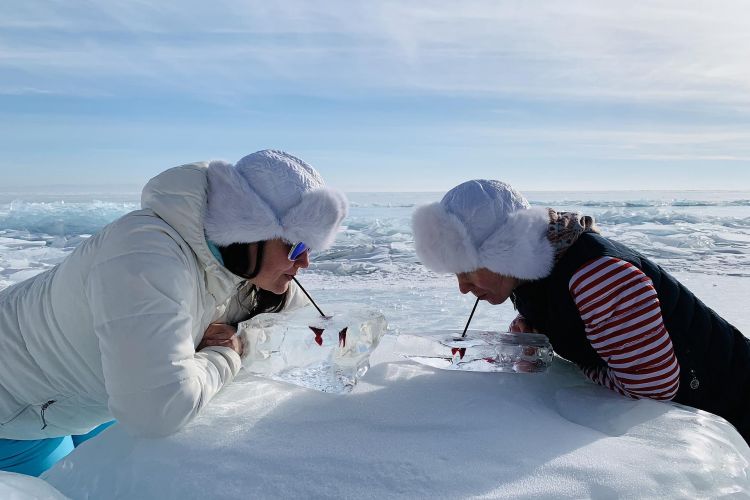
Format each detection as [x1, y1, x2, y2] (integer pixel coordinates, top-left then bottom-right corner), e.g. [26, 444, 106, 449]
[478, 206, 554, 279]
[412, 203, 480, 274]
[411, 179, 554, 279]
[204, 150, 348, 250]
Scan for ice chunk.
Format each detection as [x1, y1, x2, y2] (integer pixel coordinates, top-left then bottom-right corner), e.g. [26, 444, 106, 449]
[239, 304, 387, 393]
[396, 329, 554, 373]
[0, 471, 70, 499]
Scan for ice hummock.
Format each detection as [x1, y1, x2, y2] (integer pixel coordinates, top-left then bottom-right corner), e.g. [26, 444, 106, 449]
[396, 329, 554, 372]
[239, 304, 387, 393]
[0, 471, 69, 499]
[42, 337, 750, 499]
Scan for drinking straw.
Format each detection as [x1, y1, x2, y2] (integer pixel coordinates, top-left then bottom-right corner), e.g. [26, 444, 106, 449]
[461, 297, 480, 338]
[292, 277, 327, 318]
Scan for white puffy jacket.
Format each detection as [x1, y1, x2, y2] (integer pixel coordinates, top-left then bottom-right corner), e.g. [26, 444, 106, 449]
[0, 163, 308, 439]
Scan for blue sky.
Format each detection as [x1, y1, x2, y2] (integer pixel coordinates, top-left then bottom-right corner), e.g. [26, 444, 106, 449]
[1, 1, 750, 191]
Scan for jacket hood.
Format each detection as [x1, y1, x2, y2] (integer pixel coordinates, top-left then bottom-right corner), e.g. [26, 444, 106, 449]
[141, 163, 242, 291]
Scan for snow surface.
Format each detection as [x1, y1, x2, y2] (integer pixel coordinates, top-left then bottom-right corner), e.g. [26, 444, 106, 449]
[42, 335, 749, 499]
[0, 472, 69, 499]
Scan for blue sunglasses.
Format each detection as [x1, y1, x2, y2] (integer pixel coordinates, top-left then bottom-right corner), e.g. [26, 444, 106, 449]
[288, 241, 309, 261]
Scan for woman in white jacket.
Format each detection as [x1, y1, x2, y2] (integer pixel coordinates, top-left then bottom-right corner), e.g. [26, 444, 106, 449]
[0, 149, 348, 475]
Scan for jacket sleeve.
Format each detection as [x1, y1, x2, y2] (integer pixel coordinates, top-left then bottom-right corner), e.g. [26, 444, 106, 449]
[568, 256, 680, 401]
[85, 230, 240, 438]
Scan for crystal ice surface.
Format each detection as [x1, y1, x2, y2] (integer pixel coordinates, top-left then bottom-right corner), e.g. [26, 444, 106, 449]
[396, 329, 554, 373]
[239, 304, 387, 393]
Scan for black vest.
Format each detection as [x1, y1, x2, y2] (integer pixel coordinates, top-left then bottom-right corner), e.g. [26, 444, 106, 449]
[512, 232, 750, 441]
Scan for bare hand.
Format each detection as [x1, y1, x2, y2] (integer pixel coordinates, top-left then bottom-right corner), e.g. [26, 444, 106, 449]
[198, 323, 242, 356]
[509, 314, 537, 333]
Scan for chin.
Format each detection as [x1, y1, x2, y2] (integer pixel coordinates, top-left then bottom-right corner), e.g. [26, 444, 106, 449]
[487, 296, 507, 305]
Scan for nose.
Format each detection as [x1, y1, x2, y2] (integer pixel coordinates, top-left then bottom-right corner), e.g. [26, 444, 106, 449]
[294, 250, 310, 269]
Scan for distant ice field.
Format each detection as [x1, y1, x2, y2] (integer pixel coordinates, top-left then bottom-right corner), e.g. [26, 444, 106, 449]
[2, 189, 749, 334]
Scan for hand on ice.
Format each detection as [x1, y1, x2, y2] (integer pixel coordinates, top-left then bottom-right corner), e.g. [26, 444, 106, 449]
[507, 315, 544, 371]
[512, 347, 542, 372]
[509, 314, 537, 333]
[198, 323, 243, 356]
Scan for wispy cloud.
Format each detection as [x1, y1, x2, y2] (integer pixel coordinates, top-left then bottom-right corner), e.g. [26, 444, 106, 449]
[2, 1, 749, 189]
[2, 1, 749, 106]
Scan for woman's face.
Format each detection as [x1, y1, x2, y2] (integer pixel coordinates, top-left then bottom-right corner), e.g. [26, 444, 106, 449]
[456, 268, 519, 305]
[250, 239, 310, 294]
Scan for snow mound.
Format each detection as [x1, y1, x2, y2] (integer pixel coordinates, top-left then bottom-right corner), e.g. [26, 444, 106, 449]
[44, 336, 750, 499]
[0, 471, 69, 500]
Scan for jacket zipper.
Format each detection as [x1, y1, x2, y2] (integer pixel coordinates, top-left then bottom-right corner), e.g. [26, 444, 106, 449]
[40, 400, 56, 430]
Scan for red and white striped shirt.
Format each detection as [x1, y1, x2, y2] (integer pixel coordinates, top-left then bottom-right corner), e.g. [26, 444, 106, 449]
[568, 256, 680, 400]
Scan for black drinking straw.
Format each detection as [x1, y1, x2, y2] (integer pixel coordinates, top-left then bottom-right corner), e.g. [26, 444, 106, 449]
[292, 277, 327, 318]
[461, 297, 480, 338]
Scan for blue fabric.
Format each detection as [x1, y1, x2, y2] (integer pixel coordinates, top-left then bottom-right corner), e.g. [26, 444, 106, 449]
[0, 436, 74, 477]
[207, 239, 224, 265]
[0, 421, 116, 476]
[72, 420, 116, 447]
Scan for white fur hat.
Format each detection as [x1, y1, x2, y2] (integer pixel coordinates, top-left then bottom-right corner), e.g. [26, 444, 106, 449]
[204, 149, 348, 249]
[411, 179, 554, 279]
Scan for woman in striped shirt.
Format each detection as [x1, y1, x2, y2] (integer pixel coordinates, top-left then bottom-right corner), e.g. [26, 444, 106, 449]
[412, 179, 750, 442]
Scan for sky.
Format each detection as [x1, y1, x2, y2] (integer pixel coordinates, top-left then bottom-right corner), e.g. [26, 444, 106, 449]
[1, 1, 750, 192]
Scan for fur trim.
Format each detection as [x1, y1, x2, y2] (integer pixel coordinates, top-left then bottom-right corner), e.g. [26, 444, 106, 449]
[478, 207, 554, 280]
[204, 160, 281, 246]
[412, 202, 479, 274]
[282, 187, 348, 250]
[204, 160, 348, 249]
[412, 204, 554, 279]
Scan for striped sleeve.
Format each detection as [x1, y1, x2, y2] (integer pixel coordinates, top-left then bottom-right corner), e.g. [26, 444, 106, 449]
[568, 256, 680, 401]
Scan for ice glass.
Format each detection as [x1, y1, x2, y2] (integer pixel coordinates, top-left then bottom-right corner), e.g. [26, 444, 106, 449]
[239, 304, 387, 393]
[396, 329, 554, 373]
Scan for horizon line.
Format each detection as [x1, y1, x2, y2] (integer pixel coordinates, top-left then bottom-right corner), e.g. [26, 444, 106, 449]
[3, 185, 750, 195]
